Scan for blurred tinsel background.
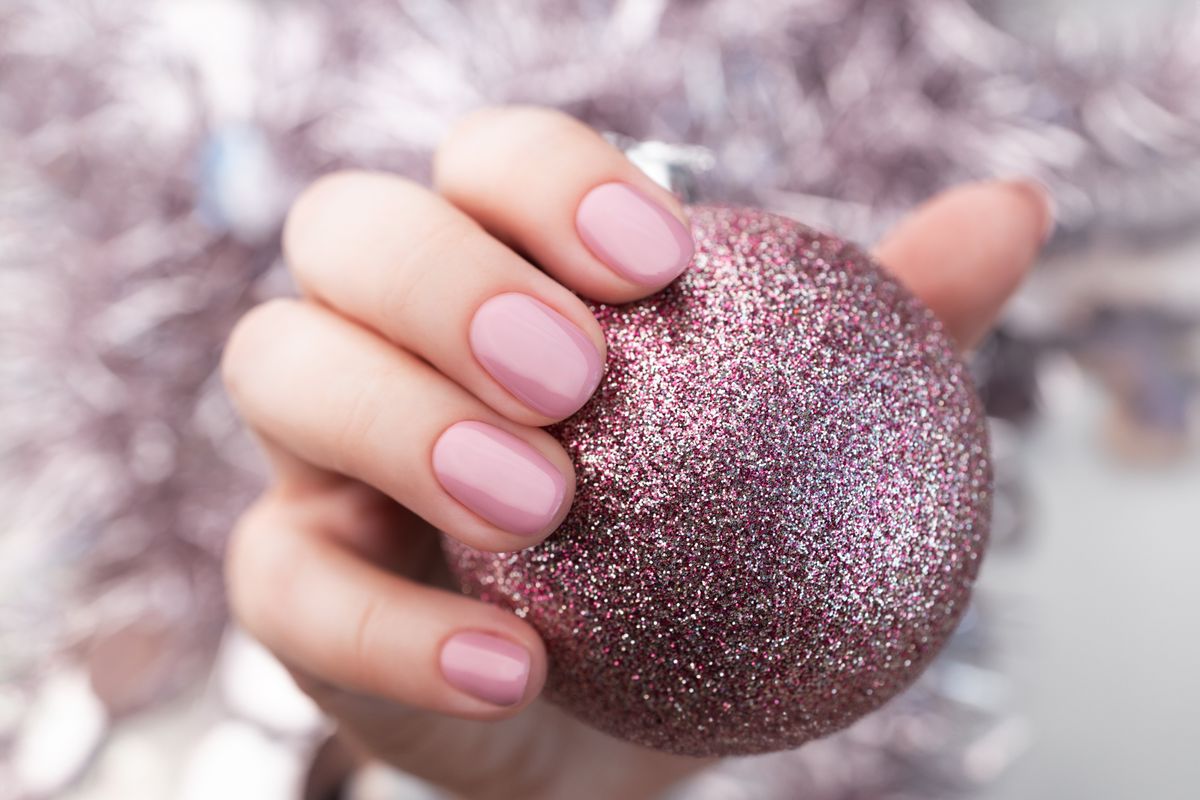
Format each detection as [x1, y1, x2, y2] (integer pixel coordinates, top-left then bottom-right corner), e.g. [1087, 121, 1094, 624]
[1, 1, 1198, 798]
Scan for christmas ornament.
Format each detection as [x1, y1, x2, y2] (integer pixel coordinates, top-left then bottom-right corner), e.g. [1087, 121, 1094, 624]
[445, 205, 991, 756]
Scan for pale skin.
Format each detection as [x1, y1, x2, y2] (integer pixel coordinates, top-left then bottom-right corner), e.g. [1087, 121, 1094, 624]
[222, 106, 1052, 800]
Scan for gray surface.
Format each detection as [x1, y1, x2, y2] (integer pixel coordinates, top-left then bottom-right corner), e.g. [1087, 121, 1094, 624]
[980, 369, 1200, 800]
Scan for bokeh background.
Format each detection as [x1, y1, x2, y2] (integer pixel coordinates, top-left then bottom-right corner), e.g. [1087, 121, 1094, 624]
[2, 1, 1198, 798]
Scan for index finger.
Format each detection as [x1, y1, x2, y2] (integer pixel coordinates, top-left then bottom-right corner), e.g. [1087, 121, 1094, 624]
[435, 106, 695, 305]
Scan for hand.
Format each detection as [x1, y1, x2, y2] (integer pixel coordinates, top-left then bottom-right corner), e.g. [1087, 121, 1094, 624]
[221, 106, 1051, 800]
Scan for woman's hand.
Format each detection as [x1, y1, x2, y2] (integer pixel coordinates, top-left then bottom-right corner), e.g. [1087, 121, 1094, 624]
[221, 106, 1052, 800]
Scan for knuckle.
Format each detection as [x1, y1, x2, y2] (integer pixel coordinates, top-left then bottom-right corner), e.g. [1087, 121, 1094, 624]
[283, 170, 427, 282]
[224, 497, 300, 641]
[221, 299, 304, 403]
[436, 106, 508, 166]
[435, 106, 586, 188]
[346, 592, 388, 690]
[283, 170, 365, 260]
[329, 365, 395, 477]
[374, 215, 467, 324]
[284, 170, 370, 239]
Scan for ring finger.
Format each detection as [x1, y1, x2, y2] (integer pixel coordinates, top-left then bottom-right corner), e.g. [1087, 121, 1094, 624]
[222, 299, 574, 550]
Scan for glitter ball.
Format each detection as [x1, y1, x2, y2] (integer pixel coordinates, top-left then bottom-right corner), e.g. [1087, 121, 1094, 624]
[444, 206, 991, 757]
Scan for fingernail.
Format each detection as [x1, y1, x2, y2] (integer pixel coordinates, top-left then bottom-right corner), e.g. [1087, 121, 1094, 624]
[576, 182, 694, 285]
[432, 421, 566, 537]
[440, 631, 530, 707]
[1006, 179, 1057, 244]
[470, 294, 603, 419]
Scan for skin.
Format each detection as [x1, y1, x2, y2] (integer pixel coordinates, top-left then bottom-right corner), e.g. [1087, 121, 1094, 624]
[222, 106, 1053, 800]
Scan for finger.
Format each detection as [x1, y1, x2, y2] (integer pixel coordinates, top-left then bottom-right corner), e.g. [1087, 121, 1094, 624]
[285, 171, 605, 425]
[873, 180, 1053, 350]
[227, 491, 546, 718]
[298, 672, 706, 800]
[435, 106, 695, 304]
[222, 299, 574, 550]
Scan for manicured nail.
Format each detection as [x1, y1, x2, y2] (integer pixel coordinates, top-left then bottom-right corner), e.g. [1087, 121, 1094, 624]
[432, 421, 566, 537]
[440, 632, 530, 707]
[470, 294, 603, 419]
[576, 182, 694, 285]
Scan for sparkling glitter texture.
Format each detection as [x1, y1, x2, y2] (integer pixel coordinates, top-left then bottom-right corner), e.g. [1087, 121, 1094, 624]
[444, 206, 991, 757]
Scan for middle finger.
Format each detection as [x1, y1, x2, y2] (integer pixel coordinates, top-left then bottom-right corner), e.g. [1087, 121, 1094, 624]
[222, 299, 575, 550]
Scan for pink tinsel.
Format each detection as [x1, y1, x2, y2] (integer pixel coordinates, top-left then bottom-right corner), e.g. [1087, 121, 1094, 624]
[2, 1, 1199, 797]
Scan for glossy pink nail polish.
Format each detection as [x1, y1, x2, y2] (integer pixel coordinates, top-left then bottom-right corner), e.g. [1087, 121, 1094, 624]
[432, 421, 566, 537]
[470, 294, 603, 419]
[576, 182, 694, 285]
[440, 632, 530, 707]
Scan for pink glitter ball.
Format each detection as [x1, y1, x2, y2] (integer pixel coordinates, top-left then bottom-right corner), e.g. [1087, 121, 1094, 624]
[445, 206, 991, 757]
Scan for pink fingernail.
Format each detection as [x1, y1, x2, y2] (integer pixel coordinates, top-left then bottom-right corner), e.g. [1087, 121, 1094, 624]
[440, 632, 530, 707]
[470, 294, 603, 419]
[432, 421, 566, 537]
[576, 182, 694, 285]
